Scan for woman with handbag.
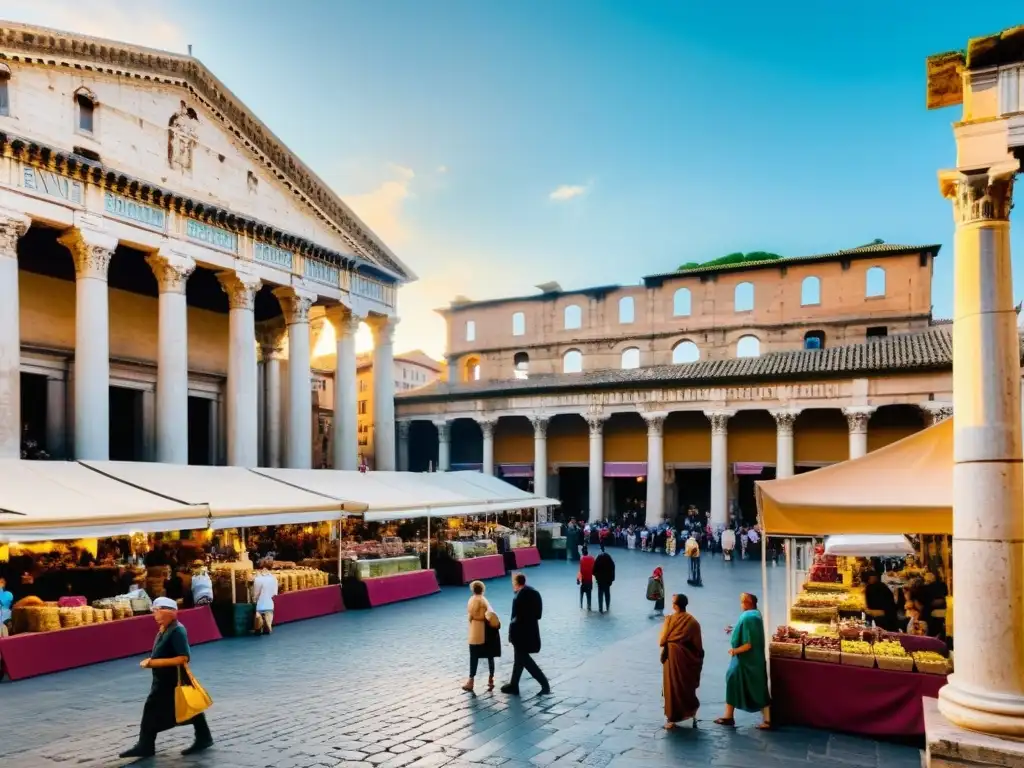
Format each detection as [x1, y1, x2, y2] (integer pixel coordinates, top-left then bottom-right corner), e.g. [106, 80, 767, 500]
[119, 597, 213, 758]
[463, 580, 501, 692]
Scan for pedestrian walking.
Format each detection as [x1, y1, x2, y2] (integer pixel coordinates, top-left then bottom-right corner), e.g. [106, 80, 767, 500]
[660, 594, 704, 729]
[463, 580, 501, 692]
[577, 545, 595, 611]
[685, 534, 703, 587]
[501, 572, 551, 696]
[646, 566, 666, 617]
[716, 592, 772, 730]
[252, 560, 278, 635]
[593, 545, 616, 613]
[721, 528, 736, 562]
[119, 597, 213, 758]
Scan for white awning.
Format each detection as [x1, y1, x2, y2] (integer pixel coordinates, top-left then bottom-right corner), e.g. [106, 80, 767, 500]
[824, 535, 915, 557]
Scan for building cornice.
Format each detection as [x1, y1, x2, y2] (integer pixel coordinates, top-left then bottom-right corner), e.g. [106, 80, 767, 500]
[0, 20, 413, 283]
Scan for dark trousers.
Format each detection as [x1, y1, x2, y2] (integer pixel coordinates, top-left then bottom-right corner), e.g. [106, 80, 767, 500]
[579, 582, 592, 610]
[689, 557, 702, 584]
[469, 646, 495, 678]
[510, 647, 549, 690]
[139, 713, 211, 749]
[597, 583, 611, 611]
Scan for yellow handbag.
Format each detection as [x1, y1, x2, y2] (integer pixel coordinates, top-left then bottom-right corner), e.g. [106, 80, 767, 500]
[175, 663, 213, 724]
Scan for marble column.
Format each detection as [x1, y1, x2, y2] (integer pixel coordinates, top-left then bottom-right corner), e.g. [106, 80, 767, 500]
[480, 418, 496, 475]
[141, 389, 156, 462]
[842, 406, 875, 459]
[45, 376, 67, 459]
[937, 166, 1024, 736]
[146, 252, 195, 464]
[771, 409, 800, 479]
[59, 228, 117, 461]
[370, 316, 398, 471]
[217, 271, 261, 466]
[436, 420, 451, 471]
[258, 331, 285, 468]
[326, 307, 360, 471]
[397, 421, 411, 472]
[531, 415, 549, 499]
[274, 287, 316, 469]
[644, 413, 667, 524]
[705, 410, 734, 527]
[586, 413, 606, 522]
[207, 397, 220, 466]
[921, 402, 954, 428]
[0, 210, 29, 459]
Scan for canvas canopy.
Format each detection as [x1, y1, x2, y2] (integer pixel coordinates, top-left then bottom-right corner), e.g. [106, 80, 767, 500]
[824, 535, 915, 557]
[756, 416, 953, 536]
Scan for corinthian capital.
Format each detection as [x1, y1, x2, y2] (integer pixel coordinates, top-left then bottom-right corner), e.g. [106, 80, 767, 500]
[0, 209, 30, 260]
[217, 270, 262, 311]
[273, 286, 317, 325]
[771, 408, 800, 436]
[325, 305, 363, 337]
[939, 161, 1018, 225]
[843, 406, 875, 434]
[59, 228, 117, 280]
[920, 402, 953, 427]
[643, 412, 667, 437]
[478, 417, 498, 439]
[435, 420, 451, 442]
[530, 415, 549, 439]
[368, 314, 399, 346]
[704, 409, 734, 436]
[146, 252, 195, 294]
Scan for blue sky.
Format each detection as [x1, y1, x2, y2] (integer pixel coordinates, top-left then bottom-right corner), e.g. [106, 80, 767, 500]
[7, 1, 1024, 358]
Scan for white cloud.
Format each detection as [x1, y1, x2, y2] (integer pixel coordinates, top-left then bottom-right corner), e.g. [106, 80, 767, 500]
[436, 165, 448, 174]
[3, 0, 187, 52]
[341, 164, 416, 248]
[549, 184, 588, 202]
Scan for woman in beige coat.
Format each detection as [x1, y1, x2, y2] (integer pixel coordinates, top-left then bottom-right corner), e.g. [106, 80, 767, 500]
[463, 580, 500, 692]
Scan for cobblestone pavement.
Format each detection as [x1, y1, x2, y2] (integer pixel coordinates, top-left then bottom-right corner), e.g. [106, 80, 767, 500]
[2, 550, 923, 768]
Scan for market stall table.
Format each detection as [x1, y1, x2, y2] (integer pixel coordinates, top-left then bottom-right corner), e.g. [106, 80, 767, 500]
[504, 546, 541, 569]
[271, 585, 345, 625]
[362, 570, 440, 608]
[770, 657, 947, 737]
[0, 606, 221, 681]
[454, 553, 507, 584]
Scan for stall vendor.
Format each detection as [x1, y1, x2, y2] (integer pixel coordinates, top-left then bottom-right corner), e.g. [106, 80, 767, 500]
[863, 571, 897, 631]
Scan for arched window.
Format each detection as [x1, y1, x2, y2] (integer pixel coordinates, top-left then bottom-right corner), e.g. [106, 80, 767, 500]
[734, 282, 754, 312]
[672, 340, 699, 364]
[801, 276, 821, 306]
[463, 356, 481, 382]
[514, 351, 530, 379]
[564, 304, 582, 330]
[512, 311, 525, 336]
[866, 266, 886, 297]
[563, 349, 583, 374]
[74, 87, 96, 134]
[621, 347, 640, 369]
[619, 296, 635, 324]
[673, 287, 691, 317]
[0, 64, 10, 117]
[465, 320, 476, 342]
[736, 335, 761, 358]
[803, 330, 825, 350]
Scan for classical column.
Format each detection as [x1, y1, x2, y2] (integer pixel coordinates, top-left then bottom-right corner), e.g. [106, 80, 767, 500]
[436, 420, 451, 471]
[531, 415, 549, 499]
[370, 316, 398, 471]
[326, 307, 360, 471]
[480, 418, 497, 475]
[45, 376, 67, 459]
[842, 406, 875, 459]
[258, 331, 285, 468]
[59, 228, 116, 460]
[705, 410, 734, 527]
[0, 210, 29, 459]
[920, 402, 954, 427]
[141, 389, 156, 461]
[207, 397, 220, 466]
[644, 412, 667, 524]
[146, 251, 195, 464]
[217, 271, 261, 466]
[771, 409, 800, 479]
[274, 287, 316, 469]
[397, 421, 411, 472]
[937, 166, 1024, 736]
[586, 412, 606, 522]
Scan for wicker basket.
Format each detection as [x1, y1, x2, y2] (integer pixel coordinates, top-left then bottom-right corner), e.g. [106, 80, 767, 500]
[841, 652, 876, 668]
[769, 642, 803, 659]
[804, 647, 840, 664]
[876, 655, 914, 672]
[916, 659, 950, 675]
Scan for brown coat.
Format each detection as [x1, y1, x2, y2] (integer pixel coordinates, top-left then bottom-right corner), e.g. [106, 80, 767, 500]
[467, 595, 489, 645]
[660, 611, 704, 722]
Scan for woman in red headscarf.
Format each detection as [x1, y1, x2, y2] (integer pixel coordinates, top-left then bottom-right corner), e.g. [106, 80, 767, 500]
[646, 567, 666, 617]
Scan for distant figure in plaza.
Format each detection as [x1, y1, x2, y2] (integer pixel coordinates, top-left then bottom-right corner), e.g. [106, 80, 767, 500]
[119, 597, 213, 759]
[0, 575, 13, 636]
[577, 546, 595, 611]
[660, 594, 704, 729]
[716, 592, 771, 730]
[863, 570, 897, 632]
[685, 533, 703, 587]
[665, 528, 677, 557]
[190, 562, 213, 607]
[921, 570, 949, 637]
[252, 560, 278, 636]
[501, 572, 551, 696]
[721, 528, 736, 562]
[463, 580, 501, 692]
[566, 520, 581, 562]
[640, 528, 650, 552]
[646, 566, 666, 617]
[593, 545, 616, 613]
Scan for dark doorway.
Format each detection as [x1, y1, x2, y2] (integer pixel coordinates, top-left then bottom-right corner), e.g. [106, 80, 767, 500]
[20, 373, 47, 455]
[556, 467, 588, 523]
[109, 386, 142, 461]
[674, 468, 712, 525]
[736, 466, 777, 525]
[188, 396, 212, 465]
[611, 476, 647, 523]
[408, 420, 437, 472]
[450, 419, 482, 466]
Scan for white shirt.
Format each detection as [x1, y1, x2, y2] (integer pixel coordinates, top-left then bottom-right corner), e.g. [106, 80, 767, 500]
[191, 572, 213, 603]
[253, 572, 278, 612]
[722, 530, 736, 550]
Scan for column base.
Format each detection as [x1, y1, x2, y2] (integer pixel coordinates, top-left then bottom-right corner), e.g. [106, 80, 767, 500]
[926, 697, 1024, 766]
[937, 680, 1024, 737]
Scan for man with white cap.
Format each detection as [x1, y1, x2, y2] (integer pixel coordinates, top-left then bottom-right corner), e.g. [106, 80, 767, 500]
[119, 597, 213, 758]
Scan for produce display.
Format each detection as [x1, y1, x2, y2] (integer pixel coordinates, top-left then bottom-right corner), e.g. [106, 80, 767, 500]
[913, 651, 951, 675]
[771, 624, 951, 675]
[448, 539, 499, 561]
[874, 639, 914, 671]
[769, 626, 806, 659]
[12, 599, 135, 634]
[803, 635, 840, 663]
[803, 582, 848, 593]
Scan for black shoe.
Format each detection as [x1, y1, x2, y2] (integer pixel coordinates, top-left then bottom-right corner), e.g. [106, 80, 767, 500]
[538, 687, 552, 696]
[500, 684, 520, 695]
[118, 745, 155, 759]
[181, 740, 213, 756]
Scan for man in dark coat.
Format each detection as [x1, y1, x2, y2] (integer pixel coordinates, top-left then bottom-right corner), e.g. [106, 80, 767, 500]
[592, 545, 616, 613]
[501, 572, 551, 696]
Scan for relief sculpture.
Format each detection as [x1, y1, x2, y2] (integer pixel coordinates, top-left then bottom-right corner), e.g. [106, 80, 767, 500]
[168, 100, 200, 173]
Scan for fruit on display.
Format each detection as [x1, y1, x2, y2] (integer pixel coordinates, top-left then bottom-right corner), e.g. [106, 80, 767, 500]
[841, 640, 872, 655]
[873, 640, 908, 658]
[772, 625, 805, 643]
[795, 593, 846, 608]
[839, 593, 866, 611]
[913, 651, 946, 663]
[804, 582, 847, 593]
[804, 636, 840, 650]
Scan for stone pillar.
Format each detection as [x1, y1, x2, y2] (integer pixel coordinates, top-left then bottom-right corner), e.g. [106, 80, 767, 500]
[259, 333, 284, 469]
[937, 167, 1024, 736]
[397, 421, 411, 472]
[326, 307, 361, 471]
[369, 316, 398, 471]
[45, 376, 67, 459]
[436, 420, 451, 471]
[705, 410, 734, 527]
[531, 415, 549, 500]
[586, 413, 606, 522]
[644, 413, 667, 524]
[207, 397, 219, 466]
[146, 251, 195, 464]
[217, 271, 261, 467]
[0, 210, 29, 459]
[771, 409, 800, 479]
[274, 287, 316, 469]
[843, 406, 875, 459]
[480, 418, 496, 475]
[59, 228, 116, 461]
[141, 388, 156, 462]
[921, 402, 954, 428]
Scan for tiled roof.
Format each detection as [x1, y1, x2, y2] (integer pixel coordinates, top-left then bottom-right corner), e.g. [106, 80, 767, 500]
[642, 242, 941, 283]
[397, 326, 967, 402]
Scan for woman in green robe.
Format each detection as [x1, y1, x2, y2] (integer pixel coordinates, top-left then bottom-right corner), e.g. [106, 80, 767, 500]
[715, 592, 771, 729]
